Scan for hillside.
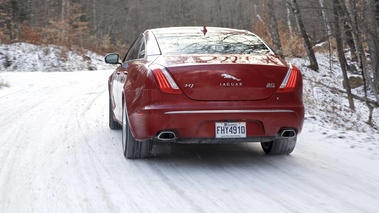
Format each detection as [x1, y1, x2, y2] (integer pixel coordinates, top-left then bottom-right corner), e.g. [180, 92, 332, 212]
[290, 53, 378, 134]
[0, 43, 111, 72]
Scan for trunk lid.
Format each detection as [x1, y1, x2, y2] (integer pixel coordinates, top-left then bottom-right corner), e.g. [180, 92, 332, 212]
[155, 55, 289, 101]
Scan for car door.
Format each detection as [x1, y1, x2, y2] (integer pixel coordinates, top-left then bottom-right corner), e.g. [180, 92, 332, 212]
[113, 35, 145, 120]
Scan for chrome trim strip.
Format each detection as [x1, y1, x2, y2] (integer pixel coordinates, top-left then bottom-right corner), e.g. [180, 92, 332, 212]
[164, 109, 294, 115]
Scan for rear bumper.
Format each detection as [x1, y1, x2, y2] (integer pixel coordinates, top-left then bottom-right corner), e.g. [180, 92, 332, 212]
[128, 105, 304, 143]
[156, 136, 278, 144]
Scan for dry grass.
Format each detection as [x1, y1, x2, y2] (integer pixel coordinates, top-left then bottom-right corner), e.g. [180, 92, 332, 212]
[252, 22, 308, 58]
[20, 24, 43, 45]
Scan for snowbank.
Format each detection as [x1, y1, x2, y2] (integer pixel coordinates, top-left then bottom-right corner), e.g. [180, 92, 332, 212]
[0, 42, 112, 72]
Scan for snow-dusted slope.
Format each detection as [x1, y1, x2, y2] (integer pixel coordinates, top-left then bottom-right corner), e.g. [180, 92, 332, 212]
[0, 43, 112, 72]
[290, 53, 378, 134]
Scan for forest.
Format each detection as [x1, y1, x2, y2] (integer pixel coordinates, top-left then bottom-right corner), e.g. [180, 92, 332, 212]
[1, 0, 379, 120]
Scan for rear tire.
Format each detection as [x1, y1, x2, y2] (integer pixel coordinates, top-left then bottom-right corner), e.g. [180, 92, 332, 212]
[122, 101, 152, 159]
[261, 137, 297, 155]
[109, 97, 121, 129]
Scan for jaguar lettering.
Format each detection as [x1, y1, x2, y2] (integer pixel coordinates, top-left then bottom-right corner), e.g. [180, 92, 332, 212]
[220, 82, 243, 87]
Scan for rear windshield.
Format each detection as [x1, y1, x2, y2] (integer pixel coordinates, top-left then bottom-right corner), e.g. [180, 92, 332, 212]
[154, 31, 271, 55]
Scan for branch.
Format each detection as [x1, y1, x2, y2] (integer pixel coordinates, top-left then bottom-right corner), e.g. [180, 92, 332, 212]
[306, 77, 379, 107]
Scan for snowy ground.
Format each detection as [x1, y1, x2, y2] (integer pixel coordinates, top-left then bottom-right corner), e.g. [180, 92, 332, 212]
[0, 44, 378, 212]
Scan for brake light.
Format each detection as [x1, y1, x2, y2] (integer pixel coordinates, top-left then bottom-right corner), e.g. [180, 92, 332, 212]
[278, 64, 299, 92]
[150, 64, 182, 94]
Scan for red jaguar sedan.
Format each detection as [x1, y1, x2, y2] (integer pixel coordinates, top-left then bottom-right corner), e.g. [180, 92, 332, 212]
[105, 26, 304, 159]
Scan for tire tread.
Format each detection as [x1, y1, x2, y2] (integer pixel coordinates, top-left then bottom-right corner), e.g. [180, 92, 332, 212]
[261, 137, 297, 155]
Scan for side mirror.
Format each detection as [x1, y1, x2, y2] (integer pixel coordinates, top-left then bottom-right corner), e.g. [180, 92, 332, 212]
[105, 53, 121, 64]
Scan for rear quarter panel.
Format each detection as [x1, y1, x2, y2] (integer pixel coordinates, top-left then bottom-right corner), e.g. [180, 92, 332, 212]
[123, 60, 159, 136]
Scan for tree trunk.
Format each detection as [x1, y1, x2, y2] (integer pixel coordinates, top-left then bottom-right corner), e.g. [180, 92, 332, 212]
[289, 0, 319, 71]
[338, 0, 358, 62]
[61, 0, 67, 21]
[319, 0, 333, 37]
[266, 0, 284, 58]
[287, 6, 294, 39]
[92, 0, 97, 33]
[332, 0, 355, 110]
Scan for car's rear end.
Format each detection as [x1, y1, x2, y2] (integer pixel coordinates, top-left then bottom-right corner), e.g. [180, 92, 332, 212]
[127, 27, 304, 150]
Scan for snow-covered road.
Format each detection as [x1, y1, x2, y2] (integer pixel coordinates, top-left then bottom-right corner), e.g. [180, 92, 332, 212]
[0, 71, 378, 213]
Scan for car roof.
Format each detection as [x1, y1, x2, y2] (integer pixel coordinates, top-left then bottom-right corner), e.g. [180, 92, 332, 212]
[148, 26, 254, 36]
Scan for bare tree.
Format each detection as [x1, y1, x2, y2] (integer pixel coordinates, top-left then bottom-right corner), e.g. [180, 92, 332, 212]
[319, 0, 333, 37]
[343, 0, 379, 124]
[286, 6, 294, 39]
[332, 0, 355, 110]
[266, 0, 284, 58]
[366, 0, 379, 124]
[368, 0, 379, 93]
[288, 0, 319, 71]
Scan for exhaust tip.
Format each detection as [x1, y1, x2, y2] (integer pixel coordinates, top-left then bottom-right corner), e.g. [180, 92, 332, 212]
[281, 129, 296, 138]
[157, 131, 177, 141]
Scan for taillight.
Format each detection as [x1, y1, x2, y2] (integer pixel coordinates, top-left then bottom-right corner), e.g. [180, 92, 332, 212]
[150, 64, 182, 94]
[278, 64, 299, 92]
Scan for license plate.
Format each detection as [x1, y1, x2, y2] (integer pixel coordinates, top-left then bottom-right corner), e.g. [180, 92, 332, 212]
[215, 122, 246, 138]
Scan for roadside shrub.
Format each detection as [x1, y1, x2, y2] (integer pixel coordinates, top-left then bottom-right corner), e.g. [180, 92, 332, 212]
[3, 54, 12, 68]
[21, 24, 43, 45]
[252, 22, 306, 58]
[0, 78, 10, 88]
[0, 28, 9, 43]
[282, 34, 306, 58]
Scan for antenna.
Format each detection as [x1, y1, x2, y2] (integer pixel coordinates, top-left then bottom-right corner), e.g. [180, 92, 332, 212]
[201, 25, 208, 35]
